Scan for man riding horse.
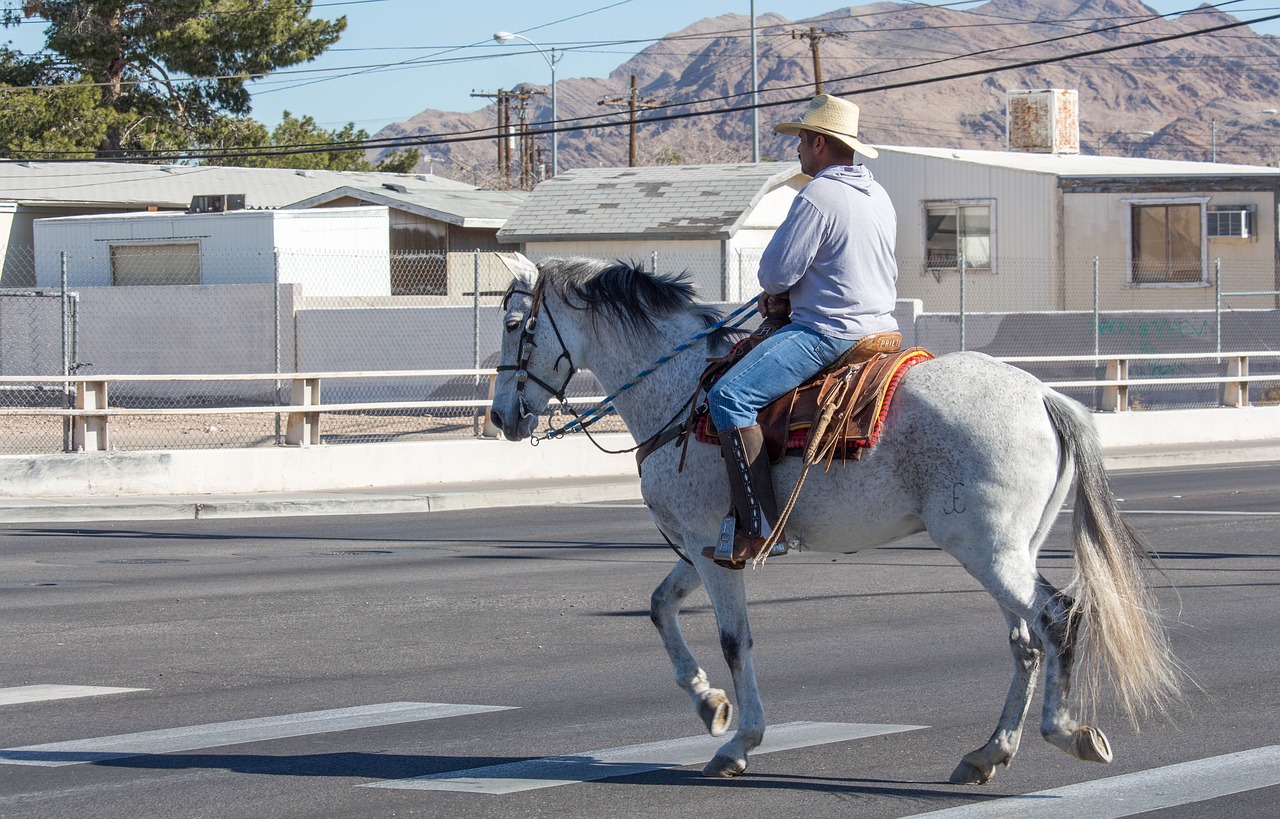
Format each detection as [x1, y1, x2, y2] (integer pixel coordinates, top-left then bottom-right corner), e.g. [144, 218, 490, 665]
[706, 94, 901, 569]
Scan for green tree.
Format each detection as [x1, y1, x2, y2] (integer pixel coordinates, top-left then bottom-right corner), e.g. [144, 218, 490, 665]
[0, 46, 115, 156]
[198, 110, 419, 172]
[2, 1, 345, 156]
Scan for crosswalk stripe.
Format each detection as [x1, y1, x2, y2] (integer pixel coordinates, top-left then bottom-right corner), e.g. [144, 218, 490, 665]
[0, 685, 147, 706]
[904, 744, 1280, 818]
[364, 720, 926, 794]
[0, 701, 516, 767]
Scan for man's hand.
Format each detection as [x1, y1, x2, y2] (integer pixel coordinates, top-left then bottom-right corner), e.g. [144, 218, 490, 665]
[757, 291, 791, 319]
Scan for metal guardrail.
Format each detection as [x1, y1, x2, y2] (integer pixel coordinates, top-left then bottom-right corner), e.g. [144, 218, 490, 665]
[1, 352, 1278, 452]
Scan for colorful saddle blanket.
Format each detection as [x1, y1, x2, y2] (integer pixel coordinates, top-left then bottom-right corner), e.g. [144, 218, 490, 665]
[694, 327, 933, 464]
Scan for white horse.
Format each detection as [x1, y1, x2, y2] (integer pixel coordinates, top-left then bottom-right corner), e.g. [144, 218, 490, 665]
[489, 256, 1179, 784]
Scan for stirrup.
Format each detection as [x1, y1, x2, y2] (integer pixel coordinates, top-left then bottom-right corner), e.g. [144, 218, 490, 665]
[703, 515, 787, 570]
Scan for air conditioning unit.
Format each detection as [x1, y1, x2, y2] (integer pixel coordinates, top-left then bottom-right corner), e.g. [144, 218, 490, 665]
[188, 194, 247, 214]
[1207, 205, 1255, 239]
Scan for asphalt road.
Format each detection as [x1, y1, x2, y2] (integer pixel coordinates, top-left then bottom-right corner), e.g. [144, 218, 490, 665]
[1, 462, 1277, 819]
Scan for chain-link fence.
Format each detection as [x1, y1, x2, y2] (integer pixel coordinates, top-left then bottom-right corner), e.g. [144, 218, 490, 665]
[0, 244, 80, 453]
[1, 246, 1276, 453]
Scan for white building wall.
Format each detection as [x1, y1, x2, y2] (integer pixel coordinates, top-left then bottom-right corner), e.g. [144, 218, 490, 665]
[0, 203, 18, 287]
[33, 206, 390, 297]
[272, 207, 391, 297]
[740, 179, 804, 228]
[862, 150, 1061, 312]
[727, 181, 807, 301]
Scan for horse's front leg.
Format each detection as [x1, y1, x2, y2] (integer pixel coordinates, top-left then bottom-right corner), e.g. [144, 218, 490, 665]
[696, 555, 765, 777]
[650, 557, 733, 736]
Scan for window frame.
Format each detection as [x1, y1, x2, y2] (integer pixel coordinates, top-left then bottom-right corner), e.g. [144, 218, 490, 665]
[1122, 196, 1210, 288]
[922, 198, 996, 275]
[109, 241, 202, 286]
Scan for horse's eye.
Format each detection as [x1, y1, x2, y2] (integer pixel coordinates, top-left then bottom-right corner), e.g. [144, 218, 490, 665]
[505, 318, 521, 331]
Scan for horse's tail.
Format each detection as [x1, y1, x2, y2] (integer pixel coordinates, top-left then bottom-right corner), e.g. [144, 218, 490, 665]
[1041, 389, 1180, 725]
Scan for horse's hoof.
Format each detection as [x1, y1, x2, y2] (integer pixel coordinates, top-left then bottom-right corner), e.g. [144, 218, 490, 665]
[697, 691, 733, 737]
[1068, 726, 1113, 764]
[949, 756, 995, 785]
[703, 754, 747, 778]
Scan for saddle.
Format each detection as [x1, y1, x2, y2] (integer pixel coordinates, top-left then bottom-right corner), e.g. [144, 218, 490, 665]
[693, 324, 933, 466]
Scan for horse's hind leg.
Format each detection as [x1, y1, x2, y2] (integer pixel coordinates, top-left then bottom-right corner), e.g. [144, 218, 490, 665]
[650, 558, 732, 736]
[1035, 576, 1114, 765]
[960, 564, 1113, 776]
[950, 608, 1043, 785]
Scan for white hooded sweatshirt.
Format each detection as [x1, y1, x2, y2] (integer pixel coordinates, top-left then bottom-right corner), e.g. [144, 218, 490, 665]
[758, 164, 899, 340]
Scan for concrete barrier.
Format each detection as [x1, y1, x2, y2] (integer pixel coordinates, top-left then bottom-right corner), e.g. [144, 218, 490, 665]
[0, 406, 1277, 500]
[0, 433, 639, 498]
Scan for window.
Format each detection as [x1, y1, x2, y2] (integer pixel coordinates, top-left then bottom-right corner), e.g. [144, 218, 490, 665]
[1129, 203, 1204, 285]
[925, 202, 992, 271]
[110, 243, 200, 286]
[1207, 205, 1255, 239]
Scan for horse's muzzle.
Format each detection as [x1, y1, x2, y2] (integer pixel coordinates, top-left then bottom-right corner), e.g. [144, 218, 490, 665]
[489, 408, 536, 442]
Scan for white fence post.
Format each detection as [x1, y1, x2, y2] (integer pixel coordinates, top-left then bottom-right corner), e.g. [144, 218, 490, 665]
[73, 379, 109, 451]
[285, 377, 321, 446]
[1102, 357, 1129, 412]
[1225, 355, 1250, 408]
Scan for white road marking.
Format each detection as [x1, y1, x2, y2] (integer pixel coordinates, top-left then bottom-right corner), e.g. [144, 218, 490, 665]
[905, 744, 1280, 818]
[1064, 508, 1280, 517]
[364, 720, 925, 794]
[1123, 510, 1280, 517]
[579, 503, 648, 508]
[0, 685, 147, 706]
[0, 702, 515, 767]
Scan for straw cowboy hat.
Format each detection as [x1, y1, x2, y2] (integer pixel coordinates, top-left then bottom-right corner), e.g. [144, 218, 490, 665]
[774, 94, 878, 158]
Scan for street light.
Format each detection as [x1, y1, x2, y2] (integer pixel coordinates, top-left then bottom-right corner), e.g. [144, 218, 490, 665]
[493, 31, 561, 177]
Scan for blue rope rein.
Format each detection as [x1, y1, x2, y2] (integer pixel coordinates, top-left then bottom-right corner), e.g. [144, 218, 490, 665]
[542, 297, 760, 440]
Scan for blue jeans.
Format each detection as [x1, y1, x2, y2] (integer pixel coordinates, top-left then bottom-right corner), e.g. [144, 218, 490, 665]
[708, 324, 856, 431]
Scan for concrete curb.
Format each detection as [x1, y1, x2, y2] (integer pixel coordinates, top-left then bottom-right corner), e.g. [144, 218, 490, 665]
[4, 444, 1280, 524]
[0, 478, 645, 524]
[1, 407, 1277, 523]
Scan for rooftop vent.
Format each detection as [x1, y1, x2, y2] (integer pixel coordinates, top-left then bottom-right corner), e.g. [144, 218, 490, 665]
[188, 193, 246, 214]
[1007, 89, 1079, 155]
[382, 183, 409, 193]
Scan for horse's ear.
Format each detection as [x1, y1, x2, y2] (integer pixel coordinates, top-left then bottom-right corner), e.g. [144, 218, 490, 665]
[498, 252, 539, 286]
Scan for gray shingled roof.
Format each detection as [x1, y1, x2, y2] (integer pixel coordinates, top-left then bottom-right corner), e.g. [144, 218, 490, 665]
[285, 184, 527, 228]
[0, 160, 483, 210]
[497, 162, 804, 242]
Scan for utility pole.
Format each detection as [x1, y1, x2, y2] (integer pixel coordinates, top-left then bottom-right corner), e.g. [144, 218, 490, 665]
[472, 88, 512, 187]
[509, 85, 546, 190]
[598, 75, 666, 166]
[791, 26, 846, 94]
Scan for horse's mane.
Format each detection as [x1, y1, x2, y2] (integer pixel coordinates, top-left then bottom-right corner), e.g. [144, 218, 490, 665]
[527, 257, 735, 343]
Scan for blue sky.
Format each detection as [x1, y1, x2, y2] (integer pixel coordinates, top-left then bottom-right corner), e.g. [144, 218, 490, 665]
[4, 1, 1277, 132]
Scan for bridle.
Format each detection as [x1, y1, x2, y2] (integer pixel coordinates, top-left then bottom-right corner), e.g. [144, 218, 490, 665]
[496, 284, 578, 417]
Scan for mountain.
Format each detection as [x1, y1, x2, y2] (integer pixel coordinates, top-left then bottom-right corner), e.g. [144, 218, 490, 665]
[371, 0, 1280, 187]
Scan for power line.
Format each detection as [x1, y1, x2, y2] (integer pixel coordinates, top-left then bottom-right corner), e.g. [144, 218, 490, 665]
[7, 6, 1280, 162]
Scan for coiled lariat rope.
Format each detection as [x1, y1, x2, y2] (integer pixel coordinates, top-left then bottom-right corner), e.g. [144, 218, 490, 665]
[532, 297, 760, 445]
[751, 366, 857, 569]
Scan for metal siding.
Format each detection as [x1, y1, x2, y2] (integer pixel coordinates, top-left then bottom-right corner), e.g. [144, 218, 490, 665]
[865, 152, 1059, 312]
[32, 207, 389, 296]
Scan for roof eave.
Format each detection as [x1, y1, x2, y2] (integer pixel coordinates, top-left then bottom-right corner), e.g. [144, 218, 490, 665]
[497, 230, 730, 243]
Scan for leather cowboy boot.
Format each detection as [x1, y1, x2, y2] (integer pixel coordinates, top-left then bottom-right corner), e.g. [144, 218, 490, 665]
[701, 424, 783, 569]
